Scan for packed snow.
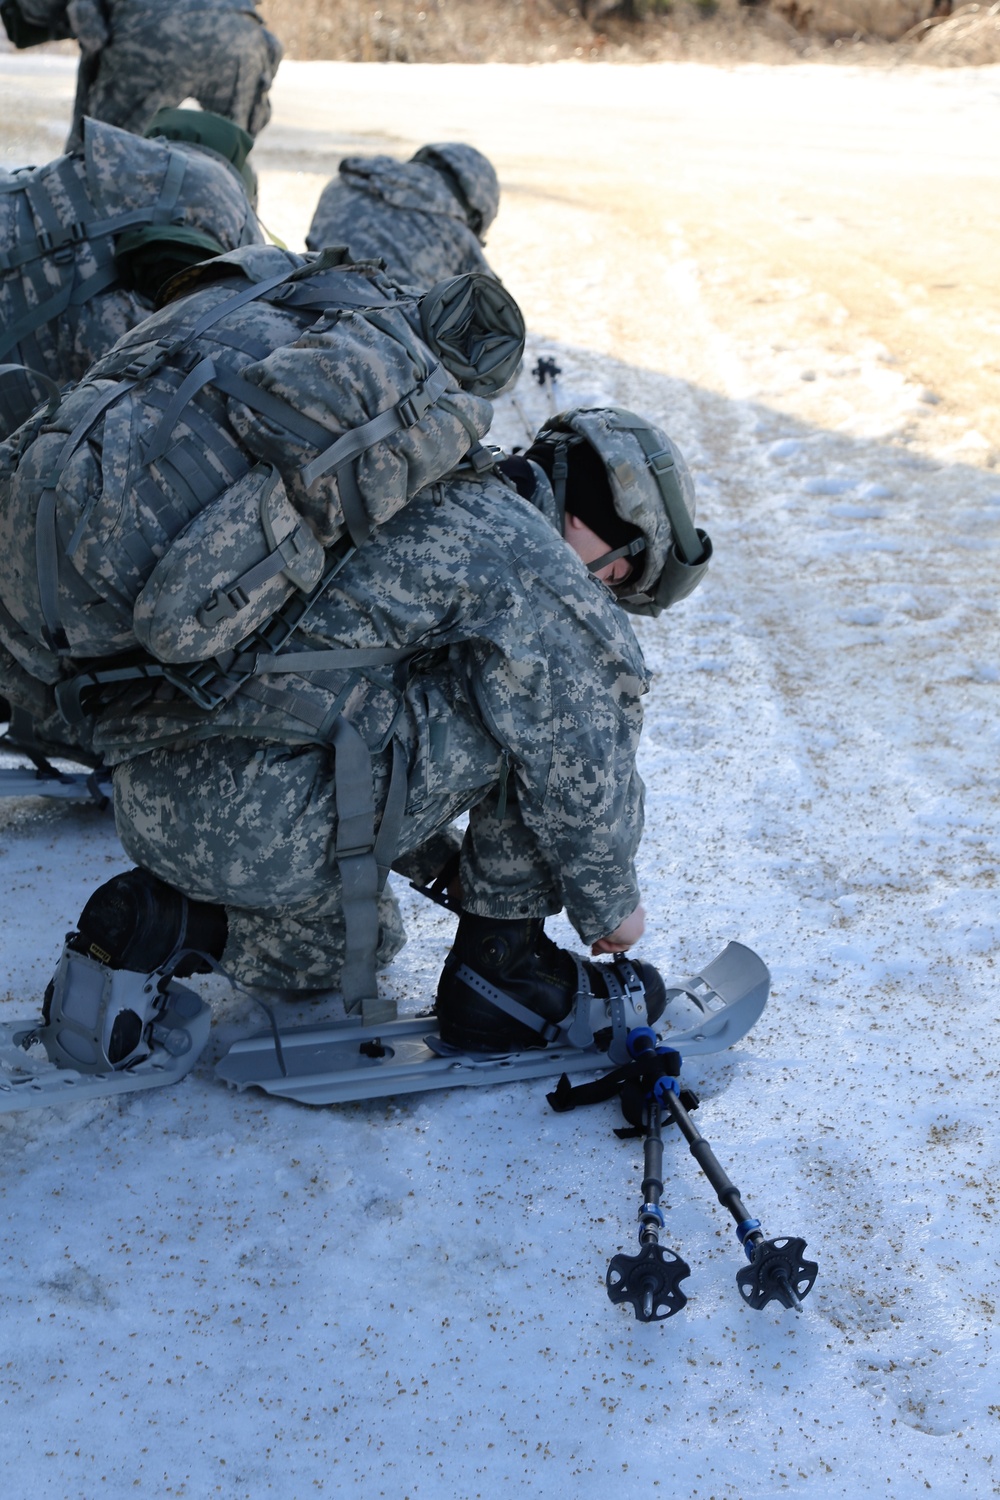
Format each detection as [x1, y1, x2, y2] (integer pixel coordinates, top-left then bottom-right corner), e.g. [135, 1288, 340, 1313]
[1, 53, 998, 1500]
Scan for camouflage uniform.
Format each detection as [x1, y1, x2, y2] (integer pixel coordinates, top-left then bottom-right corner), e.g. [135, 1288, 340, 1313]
[0, 237, 649, 1003]
[94, 476, 649, 995]
[0, 116, 263, 438]
[306, 144, 500, 289]
[31, 0, 285, 152]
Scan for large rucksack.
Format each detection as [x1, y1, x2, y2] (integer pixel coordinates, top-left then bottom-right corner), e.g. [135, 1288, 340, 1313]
[0, 244, 525, 723]
[306, 148, 498, 288]
[0, 116, 263, 436]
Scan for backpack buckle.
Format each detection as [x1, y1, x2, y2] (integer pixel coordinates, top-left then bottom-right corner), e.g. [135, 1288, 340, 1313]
[395, 393, 420, 428]
[395, 384, 433, 429]
[198, 584, 250, 626]
[645, 447, 676, 478]
[123, 346, 168, 380]
[123, 337, 188, 381]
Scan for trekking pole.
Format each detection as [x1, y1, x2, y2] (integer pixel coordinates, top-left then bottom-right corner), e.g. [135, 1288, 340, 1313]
[605, 1091, 691, 1321]
[658, 1083, 818, 1313]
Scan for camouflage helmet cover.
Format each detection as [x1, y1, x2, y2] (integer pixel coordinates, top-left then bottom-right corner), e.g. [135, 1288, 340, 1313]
[410, 143, 500, 240]
[534, 406, 710, 617]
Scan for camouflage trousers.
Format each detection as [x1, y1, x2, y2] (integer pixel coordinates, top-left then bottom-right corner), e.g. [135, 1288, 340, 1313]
[66, 2, 282, 151]
[112, 716, 564, 995]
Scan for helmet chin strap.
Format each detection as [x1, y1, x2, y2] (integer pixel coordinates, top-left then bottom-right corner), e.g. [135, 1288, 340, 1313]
[586, 535, 646, 577]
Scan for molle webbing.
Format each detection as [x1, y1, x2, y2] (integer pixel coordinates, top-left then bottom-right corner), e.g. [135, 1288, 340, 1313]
[30, 263, 313, 654]
[0, 150, 190, 366]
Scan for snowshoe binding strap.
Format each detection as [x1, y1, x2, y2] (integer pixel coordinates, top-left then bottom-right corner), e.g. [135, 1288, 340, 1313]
[451, 951, 652, 1061]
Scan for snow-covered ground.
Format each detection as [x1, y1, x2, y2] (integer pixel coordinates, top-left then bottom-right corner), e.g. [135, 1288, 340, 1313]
[1, 54, 998, 1500]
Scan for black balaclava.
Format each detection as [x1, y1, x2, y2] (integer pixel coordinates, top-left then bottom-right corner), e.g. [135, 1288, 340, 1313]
[527, 436, 645, 557]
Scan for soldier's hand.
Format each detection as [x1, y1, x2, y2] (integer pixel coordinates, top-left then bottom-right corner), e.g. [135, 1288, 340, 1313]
[591, 903, 645, 954]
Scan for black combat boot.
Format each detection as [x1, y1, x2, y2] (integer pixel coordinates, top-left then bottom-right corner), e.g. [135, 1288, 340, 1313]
[69, 868, 228, 978]
[435, 913, 666, 1053]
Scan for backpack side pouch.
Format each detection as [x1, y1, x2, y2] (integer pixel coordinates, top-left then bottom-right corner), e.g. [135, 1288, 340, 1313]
[133, 463, 325, 663]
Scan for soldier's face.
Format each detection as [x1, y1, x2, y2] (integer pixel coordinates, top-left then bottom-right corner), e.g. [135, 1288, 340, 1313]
[563, 513, 634, 586]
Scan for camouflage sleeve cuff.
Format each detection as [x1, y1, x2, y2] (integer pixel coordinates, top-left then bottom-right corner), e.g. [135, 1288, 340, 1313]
[565, 885, 642, 950]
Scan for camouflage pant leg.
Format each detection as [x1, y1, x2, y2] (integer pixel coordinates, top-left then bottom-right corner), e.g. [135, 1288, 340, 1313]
[177, 21, 282, 136]
[111, 725, 551, 992]
[112, 738, 402, 992]
[70, 11, 282, 146]
[223, 879, 407, 996]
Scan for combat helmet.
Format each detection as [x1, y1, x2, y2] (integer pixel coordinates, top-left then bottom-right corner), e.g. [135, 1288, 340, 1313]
[411, 143, 500, 240]
[527, 406, 713, 617]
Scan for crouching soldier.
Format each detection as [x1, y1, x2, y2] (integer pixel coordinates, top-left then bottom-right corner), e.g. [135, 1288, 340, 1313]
[306, 143, 501, 289]
[0, 239, 708, 1066]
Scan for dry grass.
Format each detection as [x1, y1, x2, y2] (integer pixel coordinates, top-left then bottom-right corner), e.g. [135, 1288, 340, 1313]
[260, 0, 809, 64]
[259, 0, 1000, 63]
[4, 0, 991, 68]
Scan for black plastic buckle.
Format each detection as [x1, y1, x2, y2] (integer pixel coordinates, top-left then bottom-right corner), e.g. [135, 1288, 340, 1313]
[395, 393, 420, 427]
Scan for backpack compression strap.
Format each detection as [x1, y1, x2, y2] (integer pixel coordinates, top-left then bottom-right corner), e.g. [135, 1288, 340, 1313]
[0, 150, 190, 366]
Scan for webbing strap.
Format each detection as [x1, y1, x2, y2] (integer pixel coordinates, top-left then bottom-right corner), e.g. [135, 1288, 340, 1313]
[330, 715, 395, 1025]
[22, 166, 72, 248]
[607, 409, 704, 566]
[266, 267, 395, 312]
[247, 645, 414, 674]
[585, 535, 646, 577]
[151, 148, 189, 228]
[374, 737, 408, 889]
[34, 488, 68, 651]
[209, 363, 333, 449]
[0, 162, 97, 362]
[67, 260, 119, 308]
[299, 361, 451, 489]
[0, 202, 176, 277]
[184, 265, 303, 344]
[62, 378, 147, 558]
[334, 460, 370, 548]
[0, 266, 76, 364]
[0, 361, 61, 420]
[452, 964, 562, 1045]
[142, 356, 218, 465]
[0, 153, 191, 360]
